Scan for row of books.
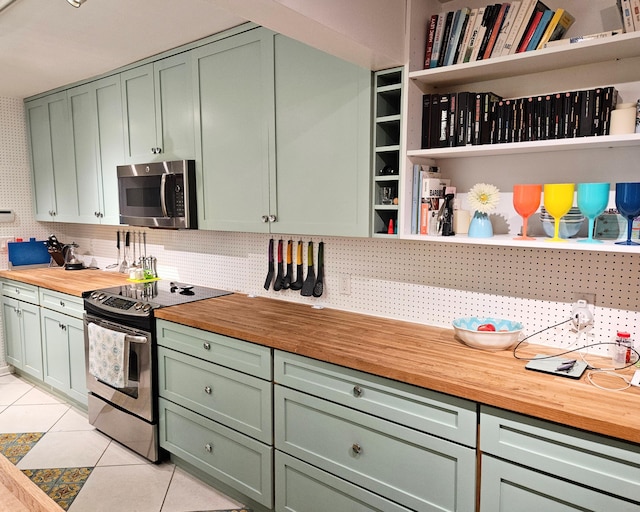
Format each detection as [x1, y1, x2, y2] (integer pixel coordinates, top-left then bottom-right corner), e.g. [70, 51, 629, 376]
[424, 1, 575, 69]
[409, 166, 452, 235]
[618, 0, 640, 33]
[421, 86, 619, 149]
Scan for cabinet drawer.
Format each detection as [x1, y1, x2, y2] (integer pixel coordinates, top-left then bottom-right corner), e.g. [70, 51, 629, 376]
[0, 280, 39, 305]
[158, 398, 273, 507]
[275, 386, 475, 512]
[275, 350, 477, 446]
[158, 346, 272, 443]
[481, 455, 638, 512]
[275, 451, 413, 512]
[481, 405, 640, 504]
[39, 288, 84, 319]
[156, 319, 272, 379]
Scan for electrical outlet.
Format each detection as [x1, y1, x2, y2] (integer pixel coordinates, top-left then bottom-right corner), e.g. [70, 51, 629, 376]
[572, 292, 596, 306]
[0, 236, 14, 254]
[571, 299, 594, 332]
[339, 273, 351, 295]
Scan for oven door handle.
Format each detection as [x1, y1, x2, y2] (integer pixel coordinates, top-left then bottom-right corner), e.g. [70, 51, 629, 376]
[126, 334, 147, 344]
[160, 173, 169, 218]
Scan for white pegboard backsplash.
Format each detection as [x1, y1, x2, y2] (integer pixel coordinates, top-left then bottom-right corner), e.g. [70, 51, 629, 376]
[59, 223, 639, 357]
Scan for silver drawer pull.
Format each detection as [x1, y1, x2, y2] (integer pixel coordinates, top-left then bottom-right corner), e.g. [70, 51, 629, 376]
[204, 386, 212, 394]
[15, 288, 20, 294]
[203, 342, 211, 350]
[59, 300, 65, 307]
[352, 385, 363, 397]
[205, 443, 212, 453]
[352, 443, 362, 455]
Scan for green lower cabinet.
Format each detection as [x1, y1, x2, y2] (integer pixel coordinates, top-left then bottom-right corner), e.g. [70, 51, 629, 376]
[275, 385, 476, 512]
[480, 455, 639, 511]
[1, 296, 42, 380]
[158, 398, 273, 507]
[275, 451, 413, 512]
[40, 309, 87, 405]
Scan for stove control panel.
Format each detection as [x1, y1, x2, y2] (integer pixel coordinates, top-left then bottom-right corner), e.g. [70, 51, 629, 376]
[88, 291, 155, 317]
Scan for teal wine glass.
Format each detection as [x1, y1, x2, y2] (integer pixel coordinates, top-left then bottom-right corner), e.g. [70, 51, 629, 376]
[577, 183, 610, 243]
[615, 182, 640, 245]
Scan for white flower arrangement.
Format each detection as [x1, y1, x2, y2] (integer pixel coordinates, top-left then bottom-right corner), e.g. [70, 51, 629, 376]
[468, 183, 500, 214]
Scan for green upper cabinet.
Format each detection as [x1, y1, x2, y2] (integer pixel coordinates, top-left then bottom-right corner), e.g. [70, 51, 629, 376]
[121, 53, 195, 164]
[25, 91, 79, 222]
[192, 28, 274, 232]
[68, 75, 125, 225]
[272, 35, 371, 237]
[193, 27, 371, 236]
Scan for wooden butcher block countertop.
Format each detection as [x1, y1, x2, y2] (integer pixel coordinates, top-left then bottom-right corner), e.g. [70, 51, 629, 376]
[156, 293, 640, 445]
[0, 268, 129, 297]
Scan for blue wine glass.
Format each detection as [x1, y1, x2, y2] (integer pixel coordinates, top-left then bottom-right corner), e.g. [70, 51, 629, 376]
[615, 182, 640, 246]
[577, 183, 610, 244]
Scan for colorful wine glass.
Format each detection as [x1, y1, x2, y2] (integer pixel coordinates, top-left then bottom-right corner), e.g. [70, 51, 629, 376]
[615, 182, 640, 246]
[577, 183, 610, 244]
[513, 184, 541, 240]
[543, 183, 575, 242]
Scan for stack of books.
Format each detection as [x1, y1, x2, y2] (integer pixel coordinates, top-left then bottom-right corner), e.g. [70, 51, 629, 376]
[421, 86, 619, 149]
[618, 0, 640, 33]
[424, 1, 575, 68]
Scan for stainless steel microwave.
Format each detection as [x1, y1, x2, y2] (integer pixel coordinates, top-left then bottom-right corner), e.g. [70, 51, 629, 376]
[117, 160, 197, 229]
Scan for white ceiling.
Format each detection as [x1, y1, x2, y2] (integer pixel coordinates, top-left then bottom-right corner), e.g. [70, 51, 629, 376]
[0, 0, 247, 98]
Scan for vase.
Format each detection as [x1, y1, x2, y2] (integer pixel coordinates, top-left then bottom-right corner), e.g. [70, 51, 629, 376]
[468, 211, 493, 238]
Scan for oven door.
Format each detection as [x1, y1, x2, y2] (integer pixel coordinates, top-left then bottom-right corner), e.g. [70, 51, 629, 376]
[84, 314, 153, 422]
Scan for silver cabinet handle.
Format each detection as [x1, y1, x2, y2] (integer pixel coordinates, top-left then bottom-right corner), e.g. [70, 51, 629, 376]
[268, 215, 277, 222]
[205, 443, 212, 453]
[352, 443, 362, 455]
[204, 386, 212, 394]
[203, 342, 211, 350]
[261, 215, 269, 223]
[59, 322, 67, 331]
[353, 385, 363, 397]
[59, 300, 65, 307]
[15, 288, 20, 294]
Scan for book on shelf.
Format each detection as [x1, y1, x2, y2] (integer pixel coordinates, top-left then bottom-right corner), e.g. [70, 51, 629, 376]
[502, 0, 538, 54]
[475, 4, 501, 60]
[482, 3, 510, 59]
[424, 14, 439, 68]
[421, 94, 433, 149]
[437, 11, 456, 67]
[631, 0, 640, 30]
[456, 8, 480, 64]
[492, 1, 521, 57]
[419, 176, 450, 235]
[525, 9, 554, 51]
[636, 99, 640, 133]
[516, 7, 546, 52]
[543, 30, 621, 47]
[536, 8, 575, 49]
[429, 13, 447, 68]
[443, 8, 471, 66]
[619, 0, 636, 32]
[511, 0, 549, 54]
[462, 6, 487, 62]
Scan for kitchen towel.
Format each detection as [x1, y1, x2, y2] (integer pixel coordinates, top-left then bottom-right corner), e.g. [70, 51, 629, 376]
[88, 322, 131, 389]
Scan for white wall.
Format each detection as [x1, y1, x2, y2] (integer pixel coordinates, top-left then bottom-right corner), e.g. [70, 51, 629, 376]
[1, 98, 639, 373]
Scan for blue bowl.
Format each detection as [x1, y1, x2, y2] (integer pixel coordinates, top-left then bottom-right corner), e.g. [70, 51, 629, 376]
[452, 317, 523, 351]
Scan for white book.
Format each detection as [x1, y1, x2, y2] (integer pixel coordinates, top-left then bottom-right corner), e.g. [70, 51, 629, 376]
[494, 1, 521, 57]
[462, 6, 486, 63]
[456, 8, 479, 64]
[630, 0, 640, 29]
[621, 0, 636, 31]
[542, 30, 621, 47]
[503, 0, 536, 55]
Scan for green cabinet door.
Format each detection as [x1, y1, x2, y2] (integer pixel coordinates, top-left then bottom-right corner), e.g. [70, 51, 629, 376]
[2, 296, 43, 380]
[272, 35, 371, 237]
[25, 91, 78, 222]
[122, 54, 194, 164]
[68, 75, 124, 225]
[192, 28, 274, 232]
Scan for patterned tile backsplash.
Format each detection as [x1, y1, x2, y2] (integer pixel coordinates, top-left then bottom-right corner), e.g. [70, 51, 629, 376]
[1, 96, 638, 370]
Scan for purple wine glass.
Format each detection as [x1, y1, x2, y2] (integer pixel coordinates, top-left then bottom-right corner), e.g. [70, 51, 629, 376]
[615, 182, 640, 246]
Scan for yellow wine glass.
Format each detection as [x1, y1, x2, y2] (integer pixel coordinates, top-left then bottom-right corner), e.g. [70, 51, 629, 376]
[543, 183, 575, 242]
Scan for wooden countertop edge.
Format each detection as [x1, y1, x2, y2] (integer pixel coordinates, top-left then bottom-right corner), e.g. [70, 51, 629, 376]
[0, 454, 63, 512]
[0, 268, 130, 297]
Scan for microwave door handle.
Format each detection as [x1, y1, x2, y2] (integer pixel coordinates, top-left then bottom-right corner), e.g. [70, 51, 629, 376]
[160, 174, 169, 217]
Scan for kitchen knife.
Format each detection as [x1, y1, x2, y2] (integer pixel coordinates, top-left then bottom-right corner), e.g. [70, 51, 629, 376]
[282, 240, 293, 289]
[300, 241, 315, 296]
[312, 241, 324, 297]
[289, 240, 304, 290]
[273, 239, 284, 291]
[264, 238, 274, 290]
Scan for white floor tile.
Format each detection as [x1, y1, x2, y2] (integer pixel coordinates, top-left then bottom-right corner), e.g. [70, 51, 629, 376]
[0, 380, 34, 405]
[17, 429, 110, 469]
[0, 403, 69, 433]
[161, 466, 243, 512]
[97, 440, 154, 467]
[69, 463, 174, 512]
[0, 374, 23, 384]
[13, 386, 64, 405]
[50, 407, 94, 432]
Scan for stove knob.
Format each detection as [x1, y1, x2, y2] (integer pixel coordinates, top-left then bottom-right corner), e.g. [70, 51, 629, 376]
[98, 293, 107, 301]
[142, 304, 152, 313]
[90, 292, 99, 299]
[134, 302, 144, 310]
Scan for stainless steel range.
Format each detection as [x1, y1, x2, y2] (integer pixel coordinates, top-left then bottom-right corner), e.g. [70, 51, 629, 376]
[83, 280, 230, 462]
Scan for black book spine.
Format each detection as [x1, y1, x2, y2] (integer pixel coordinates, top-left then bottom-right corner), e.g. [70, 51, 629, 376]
[473, 93, 482, 145]
[437, 11, 455, 68]
[476, 4, 499, 61]
[592, 87, 603, 135]
[578, 89, 594, 137]
[552, 93, 563, 139]
[435, 94, 451, 147]
[421, 94, 432, 148]
[448, 92, 457, 147]
[543, 94, 552, 140]
[601, 86, 618, 135]
[456, 91, 470, 146]
[523, 97, 534, 142]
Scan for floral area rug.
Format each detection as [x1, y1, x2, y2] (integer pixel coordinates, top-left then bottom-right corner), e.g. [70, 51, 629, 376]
[0, 432, 92, 510]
